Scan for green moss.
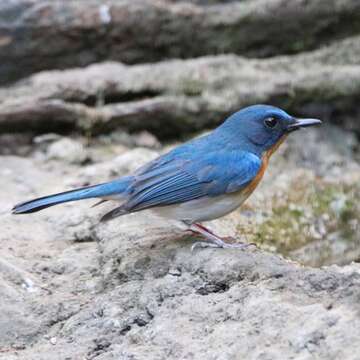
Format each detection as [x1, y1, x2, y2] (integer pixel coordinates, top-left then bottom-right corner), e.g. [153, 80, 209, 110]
[180, 78, 205, 96]
[340, 198, 357, 222]
[253, 205, 311, 254]
[312, 186, 335, 215]
[291, 40, 308, 52]
[248, 182, 360, 256]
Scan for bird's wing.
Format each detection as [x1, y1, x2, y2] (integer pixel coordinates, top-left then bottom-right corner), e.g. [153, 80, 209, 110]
[124, 150, 262, 212]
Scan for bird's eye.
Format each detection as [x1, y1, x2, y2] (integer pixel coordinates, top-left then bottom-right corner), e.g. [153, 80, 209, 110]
[264, 117, 278, 129]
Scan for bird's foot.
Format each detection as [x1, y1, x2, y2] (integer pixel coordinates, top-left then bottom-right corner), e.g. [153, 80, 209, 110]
[221, 236, 257, 249]
[191, 241, 220, 252]
[188, 223, 257, 251]
[191, 240, 256, 252]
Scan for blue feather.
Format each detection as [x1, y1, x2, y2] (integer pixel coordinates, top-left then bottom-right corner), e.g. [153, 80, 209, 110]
[121, 150, 261, 212]
[12, 177, 133, 214]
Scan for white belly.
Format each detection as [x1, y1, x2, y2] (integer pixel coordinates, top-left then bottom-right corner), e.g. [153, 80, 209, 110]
[151, 192, 250, 223]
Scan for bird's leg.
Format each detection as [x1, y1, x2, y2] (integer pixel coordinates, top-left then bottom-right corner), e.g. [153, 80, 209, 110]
[188, 223, 256, 251]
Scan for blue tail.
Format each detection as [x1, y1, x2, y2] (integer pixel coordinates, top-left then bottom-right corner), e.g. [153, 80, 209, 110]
[12, 176, 132, 214]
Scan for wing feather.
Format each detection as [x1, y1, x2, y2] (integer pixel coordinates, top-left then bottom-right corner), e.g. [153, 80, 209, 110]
[122, 150, 261, 213]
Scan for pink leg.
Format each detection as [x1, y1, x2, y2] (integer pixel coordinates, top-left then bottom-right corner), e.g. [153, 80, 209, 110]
[188, 223, 256, 251]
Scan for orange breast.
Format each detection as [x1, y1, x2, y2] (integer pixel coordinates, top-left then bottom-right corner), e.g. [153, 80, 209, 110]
[244, 134, 288, 196]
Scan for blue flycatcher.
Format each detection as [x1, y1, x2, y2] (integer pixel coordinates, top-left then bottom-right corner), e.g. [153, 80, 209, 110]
[13, 105, 321, 249]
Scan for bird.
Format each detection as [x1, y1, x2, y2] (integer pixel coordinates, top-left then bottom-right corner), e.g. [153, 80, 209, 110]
[12, 105, 321, 250]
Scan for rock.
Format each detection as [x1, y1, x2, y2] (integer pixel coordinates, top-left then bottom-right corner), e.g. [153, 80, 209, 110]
[45, 137, 88, 164]
[79, 147, 159, 183]
[1, 0, 360, 84]
[0, 133, 33, 156]
[0, 120, 360, 358]
[0, 274, 43, 351]
[78, 247, 360, 360]
[98, 130, 161, 150]
[1, 36, 360, 138]
[0, 156, 104, 353]
[4, 226, 360, 359]
[132, 131, 161, 149]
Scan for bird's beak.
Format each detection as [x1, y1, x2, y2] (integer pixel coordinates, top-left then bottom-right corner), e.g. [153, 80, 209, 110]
[287, 117, 322, 132]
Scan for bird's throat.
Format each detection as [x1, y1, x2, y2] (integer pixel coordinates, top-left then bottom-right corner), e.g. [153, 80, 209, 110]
[244, 134, 288, 197]
[264, 134, 288, 161]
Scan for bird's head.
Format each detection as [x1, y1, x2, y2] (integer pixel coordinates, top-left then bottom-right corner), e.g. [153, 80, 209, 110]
[218, 104, 322, 156]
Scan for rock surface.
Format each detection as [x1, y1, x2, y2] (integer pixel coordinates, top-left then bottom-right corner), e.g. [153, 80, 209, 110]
[1, 35, 360, 138]
[1, 1, 360, 358]
[1, 0, 360, 84]
[0, 125, 359, 359]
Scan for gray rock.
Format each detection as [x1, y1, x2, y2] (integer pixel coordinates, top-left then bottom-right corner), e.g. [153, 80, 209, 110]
[45, 137, 88, 164]
[1, 36, 360, 138]
[1, 0, 359, 84]
[0, 125, 359, 359]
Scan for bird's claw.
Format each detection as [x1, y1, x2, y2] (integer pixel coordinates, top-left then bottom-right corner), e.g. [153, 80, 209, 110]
[188, 223, 257, 252]
[221, 242, 257, 249]
[191, 242, 219, 252]
[191, 240, 257, 252]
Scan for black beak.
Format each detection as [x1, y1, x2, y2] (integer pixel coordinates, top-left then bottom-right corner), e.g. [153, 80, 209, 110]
[287, 117, 322, 132]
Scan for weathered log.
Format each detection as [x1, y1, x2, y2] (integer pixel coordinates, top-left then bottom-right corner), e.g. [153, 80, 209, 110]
[1, 36, 360, 138]
[1, 0, 360, 84]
